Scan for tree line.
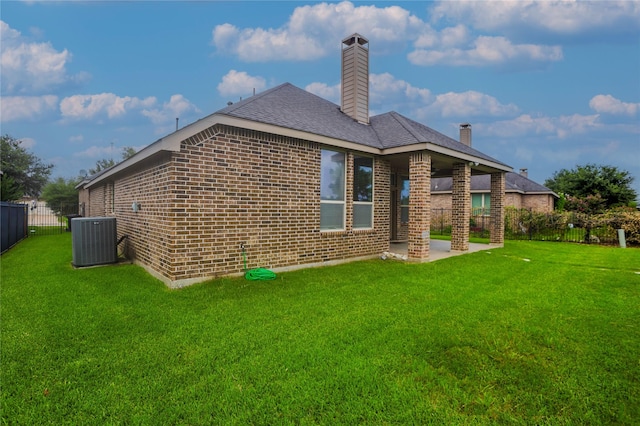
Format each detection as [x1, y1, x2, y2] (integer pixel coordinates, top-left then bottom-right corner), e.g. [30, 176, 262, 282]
[1, 134, 136, 214]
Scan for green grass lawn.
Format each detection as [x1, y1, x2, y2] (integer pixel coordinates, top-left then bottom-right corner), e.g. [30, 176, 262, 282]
[2, 234, 639, 425]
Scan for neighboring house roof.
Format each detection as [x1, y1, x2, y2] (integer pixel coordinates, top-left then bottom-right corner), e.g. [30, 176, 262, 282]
[432, 172, 558, 197]
[82, 82, 511, 189]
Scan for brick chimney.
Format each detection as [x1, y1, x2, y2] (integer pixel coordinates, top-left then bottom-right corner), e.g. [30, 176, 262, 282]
[459, 123, 472, 146]
[341, 33, 369, 124]
[519, 168, 528, 178]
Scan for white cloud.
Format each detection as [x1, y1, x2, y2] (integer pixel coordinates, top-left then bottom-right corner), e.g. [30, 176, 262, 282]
[431, 1, 640, 38]
[0, 20, 88, 94]
[142, 94, 200, 126]
[212, 1, 426, 61]
[305, 82, 340, 104]
[17, 137, 36, 150]
[482, 113, 601, 139]
[414, 24, 469, 49]
[210, 1, 566, 69]
[0, 95, 58, 122]
[60, 93, 156, 120]
[306, 71, 516, 121]
[428, 90, 518, 118]
[370, 72, 432, 105]
[408, 36, 562, 67]
[217, 70, 267, 98]
[589, 94, 639, 116]
[73, 145, 116, 159]
[69, 135, 84, 143]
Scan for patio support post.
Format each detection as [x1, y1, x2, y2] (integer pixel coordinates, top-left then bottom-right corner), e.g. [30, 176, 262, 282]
[490, 172, 505, 245]
[408, 151, 431, 261]
[451, 162, 470, 251]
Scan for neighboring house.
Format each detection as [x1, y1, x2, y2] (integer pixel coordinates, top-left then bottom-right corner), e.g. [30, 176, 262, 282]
[77, 34, 512, 287]
[431, 169, 558, 214]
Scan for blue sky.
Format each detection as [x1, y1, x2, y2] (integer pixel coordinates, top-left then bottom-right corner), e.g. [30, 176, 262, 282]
[2, 1, 639, 197]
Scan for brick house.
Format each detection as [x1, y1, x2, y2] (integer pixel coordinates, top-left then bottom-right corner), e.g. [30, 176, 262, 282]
[77, 34, 511, 287]
[431, 168, 558, 214]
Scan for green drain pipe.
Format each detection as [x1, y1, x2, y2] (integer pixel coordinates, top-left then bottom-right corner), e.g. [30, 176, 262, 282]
[241, 245, 276, 281]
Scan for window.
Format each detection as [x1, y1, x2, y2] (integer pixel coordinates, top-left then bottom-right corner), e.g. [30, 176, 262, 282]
[400, 177, 409, 223]
[472, 193, 491, 216]
[320, 149, 345, 230]
[353, 156, 373, 228]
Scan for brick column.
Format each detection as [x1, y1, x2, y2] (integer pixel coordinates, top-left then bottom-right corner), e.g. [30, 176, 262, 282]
[408, 151, 431, 261]
[451, 162, 470, 251]
[490, 172, 505, 245]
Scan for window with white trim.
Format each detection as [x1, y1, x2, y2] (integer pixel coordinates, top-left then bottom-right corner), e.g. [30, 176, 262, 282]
[472, 193, 491, 216]
[353, 155, 373, 229]
[320, 149, 346, 230]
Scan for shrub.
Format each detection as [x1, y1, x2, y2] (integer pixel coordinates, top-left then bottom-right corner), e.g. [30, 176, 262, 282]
[598, 207, 640, 244]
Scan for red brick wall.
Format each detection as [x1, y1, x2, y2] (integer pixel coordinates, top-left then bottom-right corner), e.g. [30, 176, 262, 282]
[89, 186, 105, 217]
[431, 193, 452, 211]
[407, 152, 431, 260]
[451, 163, 470, 251]
[437, 192, 552, 213]
[522, 194, 555, 213]
[87, 125, 390, 287]
[490, 172, 505, 244]
[78, 187, 89, 216]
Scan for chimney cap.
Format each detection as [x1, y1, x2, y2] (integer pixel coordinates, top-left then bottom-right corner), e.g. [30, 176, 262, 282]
[342, 33, 369, 47]
[460, 123, 471, 129]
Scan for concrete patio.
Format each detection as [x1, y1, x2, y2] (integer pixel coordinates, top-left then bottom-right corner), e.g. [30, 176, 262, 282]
[387, 240, 498, 262]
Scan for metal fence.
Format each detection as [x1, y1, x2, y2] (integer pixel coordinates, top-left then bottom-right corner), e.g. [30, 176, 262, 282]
[431, 208, 626, 246]
[23, 201, 80, 236]
[431, 208, 492, 239]
[1, 202, 28, 253]
[504, 209, 622, 245]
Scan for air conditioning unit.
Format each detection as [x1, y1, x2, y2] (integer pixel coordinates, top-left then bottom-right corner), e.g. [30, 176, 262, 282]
[71, 217, 118, 267]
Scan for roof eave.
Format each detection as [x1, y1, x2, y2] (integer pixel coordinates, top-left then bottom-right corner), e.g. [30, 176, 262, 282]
[382, 143, 512, 173]
[84, 113, 383, 189]
[216, 115, 381, 154]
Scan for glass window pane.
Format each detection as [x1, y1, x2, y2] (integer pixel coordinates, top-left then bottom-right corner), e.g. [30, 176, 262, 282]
[354, 204, 372, 228]
[400, 206, 409, 223]
[320, 203, 344, 230]
[472, 194, 483, 209]
[400, 177, 409, 205]
[321, 150, 345, 201]
[353, 156, 373, 202]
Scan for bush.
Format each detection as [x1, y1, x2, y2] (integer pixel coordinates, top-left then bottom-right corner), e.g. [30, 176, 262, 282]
[504, 207, 640, 246]
[598, 207, 640, 244]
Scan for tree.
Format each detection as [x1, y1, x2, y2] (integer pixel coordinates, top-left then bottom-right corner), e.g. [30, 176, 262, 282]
[40, 177, 82, 216]
[89, 158, 116, 175]
[122, 146, 137, 160]
[1, 174, 24, 202]
[87, 146, 136, 175]
[0, 134, 53, 201]
[545, 164, 637, 211]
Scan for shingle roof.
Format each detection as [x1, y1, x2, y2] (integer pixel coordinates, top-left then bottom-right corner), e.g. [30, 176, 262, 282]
[218, 83, 508, 167]
[432, 172, 557, 196]
[218, 83, 379, 147]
